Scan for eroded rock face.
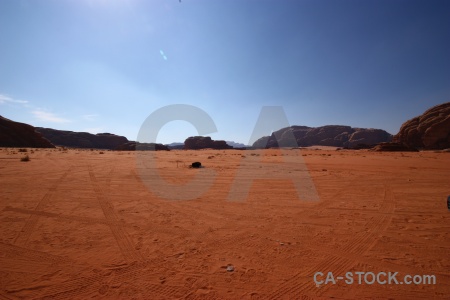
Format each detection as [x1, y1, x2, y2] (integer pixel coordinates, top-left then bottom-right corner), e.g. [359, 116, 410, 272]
[393, 102, 450, 150]
[36, 128, 129, 150]
[0, 116, 55, 148]
[184, 136, 233, 150]
[252, 125, 392, 149]
[347, 129, 393, 148]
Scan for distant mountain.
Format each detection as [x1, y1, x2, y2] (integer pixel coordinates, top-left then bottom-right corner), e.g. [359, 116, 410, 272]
[252, 125, 392, 149]
[165, 142, 184, 150]
[0, 115, 55, 148]
[117, 142, 170, 151]
[8, 114, 433, 151]
[36, 127, 129, 150]
[226, 141, 249, 149]
[165, 141, 248, 149]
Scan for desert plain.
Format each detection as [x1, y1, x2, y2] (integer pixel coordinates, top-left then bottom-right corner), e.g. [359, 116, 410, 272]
[0, 147, 449, 299]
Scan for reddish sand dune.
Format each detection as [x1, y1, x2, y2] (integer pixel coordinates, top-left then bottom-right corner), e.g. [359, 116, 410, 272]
[0, 148, 449, 299]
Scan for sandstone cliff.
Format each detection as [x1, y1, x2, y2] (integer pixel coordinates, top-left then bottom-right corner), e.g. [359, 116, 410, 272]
[393, 102, 450, 150]
[36, 128, 129, 150]
[0, 116, 55, 148]
[252, 125, 392, 149]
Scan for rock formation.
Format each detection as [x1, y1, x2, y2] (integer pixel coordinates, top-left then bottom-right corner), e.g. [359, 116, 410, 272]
[371, 142, 418, 152]
[252, 125, 392, 149]
[36, 128, 129, 150]
[184, 136, 233, 150]
[393, 102, 450, 150]
[0, 116, 55, 148]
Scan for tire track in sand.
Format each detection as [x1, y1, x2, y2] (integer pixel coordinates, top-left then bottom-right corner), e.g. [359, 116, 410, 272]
[265, 183, 396, 299]
[13, 167, 73, 246]
[3, 206, 118, 226]
[0, 241, 71, 265]
[38, 258, 190, 299]
[88, 165, 144, 263]
[32, 165, 191, 299]
[32, 166, 147, 299]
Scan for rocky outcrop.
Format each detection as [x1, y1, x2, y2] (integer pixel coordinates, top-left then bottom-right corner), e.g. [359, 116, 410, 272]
[371, 142, 418, 152]
[184, 136, 233, 150]
[36, 128, 129, 150]
[117, 142, 170, 151]
[252, 125, 392, 149]
[0, 116, 55, 148]
[393, 102, 450, 150]
[347, 129, 393, 148]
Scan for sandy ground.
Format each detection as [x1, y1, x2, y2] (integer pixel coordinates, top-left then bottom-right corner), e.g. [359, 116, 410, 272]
[0, 147, 449, 299]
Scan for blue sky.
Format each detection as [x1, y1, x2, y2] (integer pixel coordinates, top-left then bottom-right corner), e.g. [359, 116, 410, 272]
[1, 0, 449, 144]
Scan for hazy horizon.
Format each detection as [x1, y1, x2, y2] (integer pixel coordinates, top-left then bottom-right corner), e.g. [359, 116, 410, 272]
[1, 0, 449, 144]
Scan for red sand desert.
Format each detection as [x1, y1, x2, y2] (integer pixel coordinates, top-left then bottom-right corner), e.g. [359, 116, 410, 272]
[0, 148, 449, 299]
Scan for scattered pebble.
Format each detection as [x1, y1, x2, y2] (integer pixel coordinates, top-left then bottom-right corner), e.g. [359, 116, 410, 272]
[226, 264, 234, 272]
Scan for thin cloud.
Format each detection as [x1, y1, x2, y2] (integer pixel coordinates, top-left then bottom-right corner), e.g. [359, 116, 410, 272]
[0, 94, 28, 105]
[32, 109, 71, 123]
[1, 93, 69, 123]
[82, 114, 99, 121]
